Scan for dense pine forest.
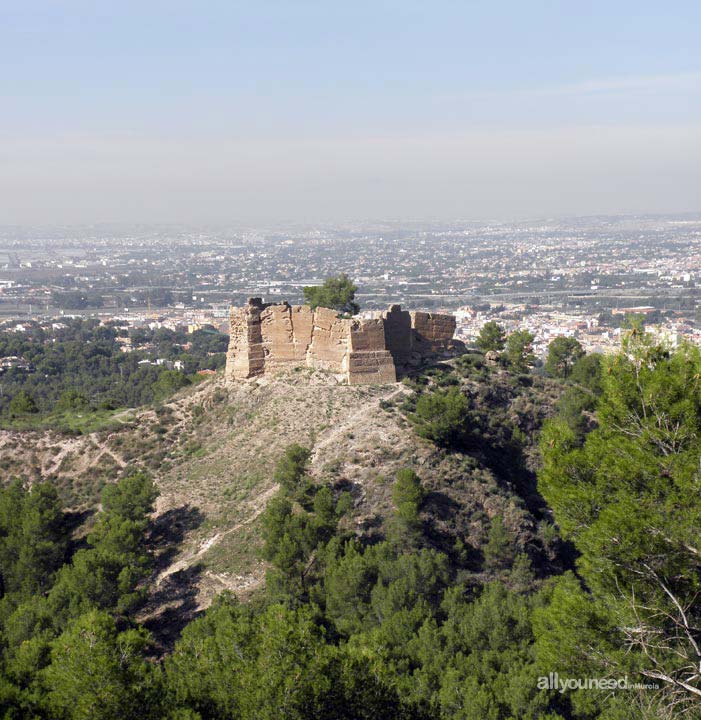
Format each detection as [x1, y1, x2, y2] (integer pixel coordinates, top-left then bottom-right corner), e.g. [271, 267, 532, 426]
[0, 320, 227, 429]
[0, 323, 700, 719]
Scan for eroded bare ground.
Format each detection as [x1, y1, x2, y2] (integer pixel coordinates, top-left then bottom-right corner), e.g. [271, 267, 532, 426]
[0, 367, 559, 645]
[146, 370, 416, 611]
[0, 372, 420, 615]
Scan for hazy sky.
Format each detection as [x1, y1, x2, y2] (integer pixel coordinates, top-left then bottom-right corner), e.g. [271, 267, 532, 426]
[1, 1, 700, 225]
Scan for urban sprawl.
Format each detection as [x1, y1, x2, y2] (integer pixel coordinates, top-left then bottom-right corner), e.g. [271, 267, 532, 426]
[0, 215, 699, 363]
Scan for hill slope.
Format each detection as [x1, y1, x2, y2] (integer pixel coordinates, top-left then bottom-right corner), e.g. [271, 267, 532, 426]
[0, 362, 565, 631]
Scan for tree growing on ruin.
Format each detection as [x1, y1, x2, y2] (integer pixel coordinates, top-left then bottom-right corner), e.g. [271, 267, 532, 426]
[303, 274, 359, 315]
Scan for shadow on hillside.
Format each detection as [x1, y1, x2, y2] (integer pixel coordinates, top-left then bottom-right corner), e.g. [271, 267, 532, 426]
[397, 356, 463, 382]
[142, 505, 206, 651]
[422, 490, 460, 522]
[143, 564, 204, 653]
[421, 491, 485, 569]
[148, 504, 205, 574]
[63, 507, 97, 556]
[469, 442, 578, 576]
[479, 442, 540, 508]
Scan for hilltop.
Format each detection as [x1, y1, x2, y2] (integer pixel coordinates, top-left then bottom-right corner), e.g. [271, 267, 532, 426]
[7, 329, 696, 719]
[0, 357, 565, 639]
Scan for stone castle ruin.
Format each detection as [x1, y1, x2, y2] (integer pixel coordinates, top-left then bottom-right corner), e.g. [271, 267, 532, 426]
[225, 298, 460, 385]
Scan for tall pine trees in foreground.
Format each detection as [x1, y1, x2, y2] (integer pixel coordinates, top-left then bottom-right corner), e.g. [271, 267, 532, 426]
[2, 331, 700, 718]
[537, 331, 701, 717]
[0, 472, 161, 719]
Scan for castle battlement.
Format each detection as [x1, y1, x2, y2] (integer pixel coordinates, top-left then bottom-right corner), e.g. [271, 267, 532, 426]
[225, 299, 459, 385]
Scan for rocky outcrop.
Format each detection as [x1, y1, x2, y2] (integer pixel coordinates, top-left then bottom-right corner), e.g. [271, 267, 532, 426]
[226, 299, 458, 385]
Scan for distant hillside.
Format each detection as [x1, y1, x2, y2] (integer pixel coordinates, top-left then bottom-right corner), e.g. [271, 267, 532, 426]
[0, 318, 228, 429]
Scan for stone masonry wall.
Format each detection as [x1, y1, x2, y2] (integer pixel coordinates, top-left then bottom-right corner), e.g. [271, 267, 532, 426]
[382, 304, 413, 364]
[225, 298, 457, 385]
[348, 318, 397, 384]
[226, 298, 266, 378]
[411, 311, 457, 354]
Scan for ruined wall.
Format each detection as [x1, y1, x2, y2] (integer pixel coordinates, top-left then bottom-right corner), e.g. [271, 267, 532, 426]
[308, 307, 351, 372]
[383, 304, 413, 364]
[259, 303, 313, 367]
[226, 298, 266, 379]
[411, 311, 457, 354]
[225, 299, 456, 385]
[348, 319, 396, 383]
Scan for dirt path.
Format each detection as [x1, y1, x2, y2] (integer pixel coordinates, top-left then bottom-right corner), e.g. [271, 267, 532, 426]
[40, 436, 86, 476]
[90, 445, 127, 470]
[310, 384, 408, 464]
[154, 484, 279, 585]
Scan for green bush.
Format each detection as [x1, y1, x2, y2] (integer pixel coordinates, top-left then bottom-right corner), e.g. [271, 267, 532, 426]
[408, 387, 470, 448]
[9, 389, 38, 415]
[392, 468, 425, 528]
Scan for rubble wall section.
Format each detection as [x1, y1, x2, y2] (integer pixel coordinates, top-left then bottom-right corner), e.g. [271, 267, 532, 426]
[382, 304, 413, 363]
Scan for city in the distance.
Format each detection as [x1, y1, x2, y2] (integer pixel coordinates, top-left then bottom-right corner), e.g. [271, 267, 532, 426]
[1, 213, 698, 361]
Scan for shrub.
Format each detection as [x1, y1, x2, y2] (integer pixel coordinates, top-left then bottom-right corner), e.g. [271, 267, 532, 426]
[392, 469, 425, 527]
[408, 387, 470, 448]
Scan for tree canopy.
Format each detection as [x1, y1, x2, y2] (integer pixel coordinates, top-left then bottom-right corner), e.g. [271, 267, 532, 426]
[2, 319, 694, 718]
[407, 386, 470, 448]
[303, 274, 359, 315]
[537, 332, 701, 715]
[392, 468, 425, 531]
[476, 321, 506, 353]
[504, 330, 535, 372]
[0, 319, 227, 424]
[545, 336, 585, 378]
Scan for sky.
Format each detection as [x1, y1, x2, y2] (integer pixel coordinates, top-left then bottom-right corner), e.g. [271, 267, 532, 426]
[1, 1, 700, 225]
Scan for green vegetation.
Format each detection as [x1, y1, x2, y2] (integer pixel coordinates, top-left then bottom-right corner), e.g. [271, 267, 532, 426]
[504, 329, 535, 372]
[476, 320, 506, 353]
[303, 273, 360, 315]
[392, 468, 425, 529]
[544, 337, 585, 378]
[251, 444, 558, 719]
[272, 443, 312, 497]
[0, 319, 227, 429]
[483, 514, 516, 570]
[0, 321, 695, 718]
[568, 351, 602, 392]
[536, 332, 701, 717]
[42, 611, 156, 720]
[548, 351, 603, 443]
[8, 390, 38, 416]
[2, 406, 132, 435]
[0, 472, 161, 718]
[407, 386, 471, 447]
[152, 369, 191, 401]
